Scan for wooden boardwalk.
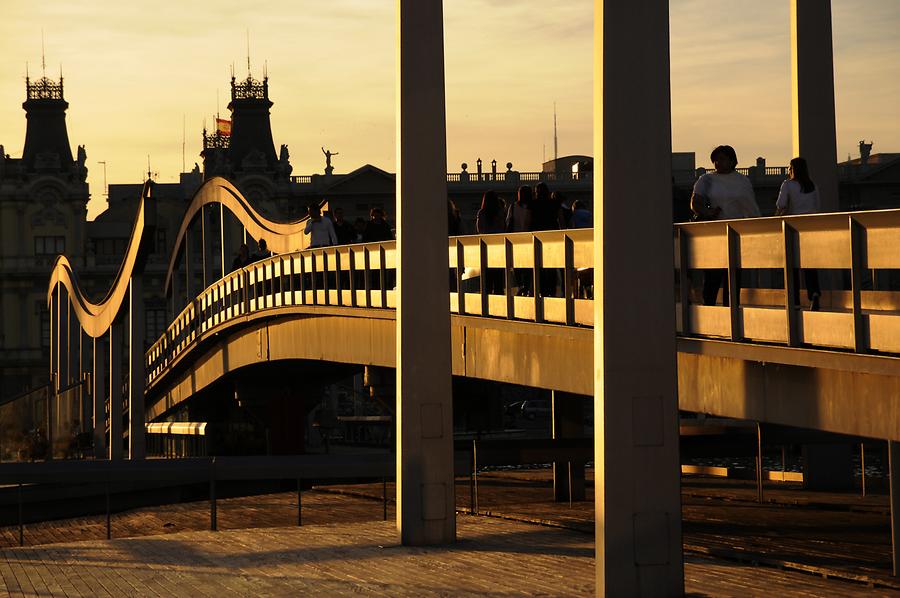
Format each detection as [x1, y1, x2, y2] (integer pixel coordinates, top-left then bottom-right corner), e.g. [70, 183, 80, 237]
[0, 516, 894, 597]
[0, 471, 895, 595]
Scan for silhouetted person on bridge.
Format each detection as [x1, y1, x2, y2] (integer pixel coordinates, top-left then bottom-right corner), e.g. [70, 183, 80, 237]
[476, 190, 506, 235]
[776, 156, 822, 310]
[531, 182, 560, 232]
[570, 200, 592, 229]
[231, 243, 250, 272]
[507, 186, 533, 296]
[252, 238, 272, 262]
[532, 182, 560, 297]
[304, 204, 337, 248]
[691, 145, 760, 306]
[331, 207, 355, 245]
[362, 208, 393, 243]
[476, 191, 506, 295]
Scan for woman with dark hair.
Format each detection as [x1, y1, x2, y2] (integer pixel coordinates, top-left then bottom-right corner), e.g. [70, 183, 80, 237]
[476, 191, 506, 295]
[690, 145, 760, 306]
[507, 186, 533, 295]
[776, 156, 822, 310]
[476, 190, 505, 234]
[531, 182, 560, 232]
[506, 185, 533, 233]
[531, 182, 560, 296]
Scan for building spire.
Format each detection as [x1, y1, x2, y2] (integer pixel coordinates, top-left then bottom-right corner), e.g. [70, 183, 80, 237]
[553, 101, 558, 162]
[246, 29, 251, 75]
[41, 29, 46, 79]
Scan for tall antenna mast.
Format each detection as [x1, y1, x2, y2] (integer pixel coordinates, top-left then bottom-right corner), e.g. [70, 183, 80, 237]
[216, 89, 220, 119]
[41, 29, 46, 78]
[182, 114, 186, 173]
[246, 29, 251, 75]
[553, 101, 558, 162]
[147, 155, 152, 180]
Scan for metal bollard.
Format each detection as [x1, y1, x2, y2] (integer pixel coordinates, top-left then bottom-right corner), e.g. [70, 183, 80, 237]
[210, 458, 217, 531]
[105, 482, 111, 540]
[473, 440, 479, 514]
[17, 484, 23, 547]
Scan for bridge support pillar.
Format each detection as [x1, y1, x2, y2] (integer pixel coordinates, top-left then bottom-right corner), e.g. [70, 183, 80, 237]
[792, 0, 839, 211]
[128, 276, 146, 460]
[890, 440, 900, 576]
[92, 335, 107, 459]
[395, 0, 455, 546]
[109, 319, 123, 460]
[552, 391, 585, 502]
[594, 0, 684, 594]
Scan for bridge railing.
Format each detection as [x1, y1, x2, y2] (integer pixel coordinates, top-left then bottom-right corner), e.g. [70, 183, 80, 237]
[147, 208, 900, 389]
[676, 209, 900, 353]
[146, 230, 597, 388]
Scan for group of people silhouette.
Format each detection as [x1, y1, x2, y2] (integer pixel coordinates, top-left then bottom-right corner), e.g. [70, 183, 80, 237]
[690, 145, 822, 310]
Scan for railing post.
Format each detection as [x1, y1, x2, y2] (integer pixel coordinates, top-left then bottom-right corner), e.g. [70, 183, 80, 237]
[504, 238, 515, 320]
[379, 245, 388, 308]
[533, 236, 544, 323]
[456, 240, 466, 315]
[564, 235, 575, 326]
[335, 250, 343, 306]
[311, 252, 318, 305]
[364, 247, 372, 308]
[479, 239, 489, 317]
[782, 221, 800, 346]
[677, 227, 691, 335]
[299, 254, 307, 306]
[726, 225, 742, 341]
[323, 251, 331, 305]
[849, 216, 868, 353]
[286, 255, 295, 306]
[349, 249, 358, 307]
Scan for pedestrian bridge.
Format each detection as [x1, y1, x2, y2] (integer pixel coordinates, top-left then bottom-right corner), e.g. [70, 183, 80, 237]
[48, 177, 900, 457]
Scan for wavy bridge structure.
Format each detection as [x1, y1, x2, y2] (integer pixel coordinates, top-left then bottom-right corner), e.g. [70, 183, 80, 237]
[32, 0, 900, 592]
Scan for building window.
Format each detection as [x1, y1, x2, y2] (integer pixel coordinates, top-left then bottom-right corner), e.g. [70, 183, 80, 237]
[95, 238, 127, 256]
[145, 308, 167, 343]
[34, 236, 65, 256]
[35, 302, 50, 348]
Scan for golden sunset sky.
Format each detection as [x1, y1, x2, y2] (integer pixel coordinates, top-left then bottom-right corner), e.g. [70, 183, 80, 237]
[1, 0, 898, 219]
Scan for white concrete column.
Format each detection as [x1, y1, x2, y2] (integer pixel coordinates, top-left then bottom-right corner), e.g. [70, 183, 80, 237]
[594, 1, 684, 594]
[791, 0, 839, 211]
[109, 318, 123, 460]
[128, 276, 146, 459]
[395, 0, 455, 545]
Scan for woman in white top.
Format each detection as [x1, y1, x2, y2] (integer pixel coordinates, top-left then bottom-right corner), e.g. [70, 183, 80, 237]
[304, 204, 337, 248]
[690, 145, 761, 306]
[775, 157, 821, 310]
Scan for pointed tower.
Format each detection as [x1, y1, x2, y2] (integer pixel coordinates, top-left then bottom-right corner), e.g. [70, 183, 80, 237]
[22, 72, 75, 173]
[228, 72, 277, 172]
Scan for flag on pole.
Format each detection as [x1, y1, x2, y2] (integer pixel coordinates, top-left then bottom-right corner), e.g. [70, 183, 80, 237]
[215, 118, 232, 137]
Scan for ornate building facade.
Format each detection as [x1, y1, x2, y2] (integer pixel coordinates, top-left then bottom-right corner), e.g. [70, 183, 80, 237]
[0, 73, 89, 396]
